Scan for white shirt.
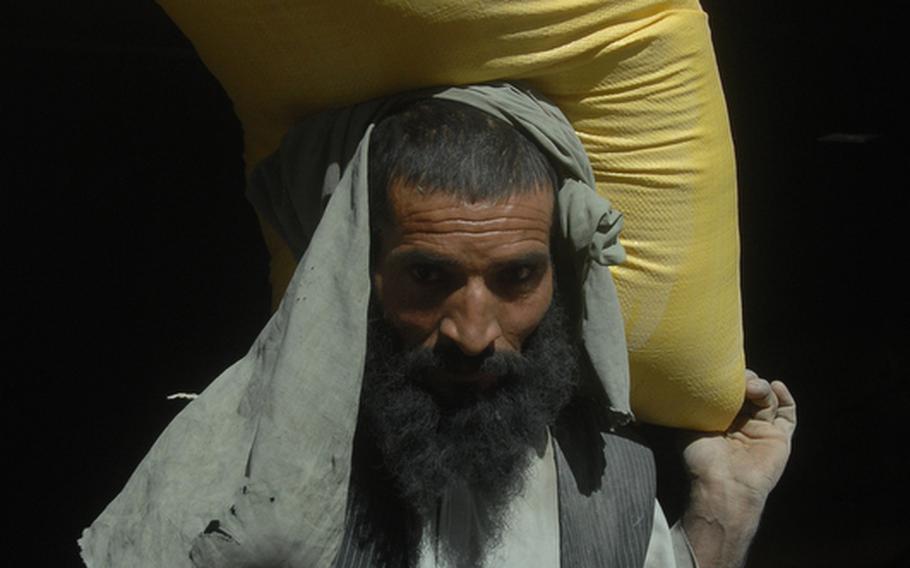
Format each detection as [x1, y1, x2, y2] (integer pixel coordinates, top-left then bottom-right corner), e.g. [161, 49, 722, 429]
[416, 432, 697, 568]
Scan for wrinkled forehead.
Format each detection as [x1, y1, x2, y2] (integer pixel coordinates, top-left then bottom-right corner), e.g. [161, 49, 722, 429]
[386, 181, 556, 228]
[378, 182, 557, 259]
[367, 96, 562, 238]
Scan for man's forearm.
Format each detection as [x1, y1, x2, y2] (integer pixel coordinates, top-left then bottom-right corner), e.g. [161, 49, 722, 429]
[681, 478, 767, 568]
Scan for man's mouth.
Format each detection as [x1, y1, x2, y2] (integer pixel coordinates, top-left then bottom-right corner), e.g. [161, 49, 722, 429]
[424, 369, 501, 401]
[445, 370, 498, 390]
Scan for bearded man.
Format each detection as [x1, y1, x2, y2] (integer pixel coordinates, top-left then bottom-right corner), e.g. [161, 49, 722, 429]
[80, 83, 796, 568]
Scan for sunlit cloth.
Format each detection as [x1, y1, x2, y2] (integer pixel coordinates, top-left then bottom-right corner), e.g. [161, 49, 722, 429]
[79, 82, 640, 567]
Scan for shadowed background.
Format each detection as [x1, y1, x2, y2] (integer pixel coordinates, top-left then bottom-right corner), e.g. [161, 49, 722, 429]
[4, 1, 905, 566]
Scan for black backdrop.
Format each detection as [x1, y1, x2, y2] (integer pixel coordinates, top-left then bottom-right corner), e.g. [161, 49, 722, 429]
[5, 2, 906, 566]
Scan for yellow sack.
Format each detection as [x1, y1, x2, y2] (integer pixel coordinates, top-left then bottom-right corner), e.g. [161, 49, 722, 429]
[158, 0, 744, 431]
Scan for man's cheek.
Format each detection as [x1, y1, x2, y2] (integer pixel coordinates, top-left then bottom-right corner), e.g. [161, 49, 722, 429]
[385, 307, 441, 348]
[511, 296, 554, 348]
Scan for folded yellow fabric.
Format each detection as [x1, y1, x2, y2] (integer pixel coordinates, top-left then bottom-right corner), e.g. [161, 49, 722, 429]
[158, 0, 744, 431]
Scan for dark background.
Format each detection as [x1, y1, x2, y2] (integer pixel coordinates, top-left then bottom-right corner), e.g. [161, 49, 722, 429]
[5, 1, 905, 566]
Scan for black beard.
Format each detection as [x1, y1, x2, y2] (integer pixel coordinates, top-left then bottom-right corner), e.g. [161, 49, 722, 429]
[351, 296, 579, 566]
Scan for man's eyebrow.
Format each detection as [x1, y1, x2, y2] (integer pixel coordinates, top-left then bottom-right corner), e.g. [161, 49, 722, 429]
[492, 251, 551, 269]
[387, 249, 460, 268]
[386, 250, 550, 269]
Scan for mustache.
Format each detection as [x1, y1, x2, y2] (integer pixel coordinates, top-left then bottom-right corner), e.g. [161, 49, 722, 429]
[399, 342, 535, 380]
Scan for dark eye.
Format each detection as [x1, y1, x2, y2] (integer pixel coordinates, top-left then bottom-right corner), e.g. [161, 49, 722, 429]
[500, 264, 539, 287]
[410, 264, 444, 284]
[511, 265, 534, 282]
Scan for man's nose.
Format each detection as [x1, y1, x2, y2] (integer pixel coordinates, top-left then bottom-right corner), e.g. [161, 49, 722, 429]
[438, 280, 502, 356]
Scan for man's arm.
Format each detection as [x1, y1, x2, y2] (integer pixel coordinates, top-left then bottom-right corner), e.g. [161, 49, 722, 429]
[680, 371, 797, 568]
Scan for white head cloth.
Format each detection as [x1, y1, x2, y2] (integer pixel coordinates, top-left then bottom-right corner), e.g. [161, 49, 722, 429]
[79, 82, 630, 568]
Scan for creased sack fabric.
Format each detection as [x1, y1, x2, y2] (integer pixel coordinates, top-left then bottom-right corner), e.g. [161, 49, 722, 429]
[155, 0, 746, 431]
[79, 82, 633, 568]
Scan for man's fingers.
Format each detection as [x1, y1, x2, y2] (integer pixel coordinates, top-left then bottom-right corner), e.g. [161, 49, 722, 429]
[740, 371, 798, 436]
[745, 376, 771, 399]
[771, 380, 797, 434]
[744, 372, 778, 422]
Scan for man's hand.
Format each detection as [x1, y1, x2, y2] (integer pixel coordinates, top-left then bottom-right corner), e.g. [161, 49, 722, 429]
[680, 370, 797, 568]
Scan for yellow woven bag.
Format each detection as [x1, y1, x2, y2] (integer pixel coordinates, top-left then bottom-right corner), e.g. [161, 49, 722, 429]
[159, 0, 745, 431]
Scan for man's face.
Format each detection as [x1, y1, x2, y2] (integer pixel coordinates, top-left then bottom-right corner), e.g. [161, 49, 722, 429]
[361, 180, 574, 559]
[371, 180, 555, 395]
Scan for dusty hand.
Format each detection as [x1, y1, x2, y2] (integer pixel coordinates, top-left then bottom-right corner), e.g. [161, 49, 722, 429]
[679, 371, 797, 568]
[682, 370, 797, 504]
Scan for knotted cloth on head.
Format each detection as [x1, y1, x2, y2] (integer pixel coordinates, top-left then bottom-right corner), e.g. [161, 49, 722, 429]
[78, 82, 633, 568]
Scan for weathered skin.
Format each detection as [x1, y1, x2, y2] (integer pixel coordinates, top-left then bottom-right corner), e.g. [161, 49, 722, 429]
[372, 182, 555, 393]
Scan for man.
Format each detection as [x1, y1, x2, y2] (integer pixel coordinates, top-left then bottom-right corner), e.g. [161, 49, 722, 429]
[80, 83, 795, 568]
[345, 97, 794, 568]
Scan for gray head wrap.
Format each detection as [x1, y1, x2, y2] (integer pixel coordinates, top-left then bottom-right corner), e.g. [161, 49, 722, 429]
[79, 82, 630, 567]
